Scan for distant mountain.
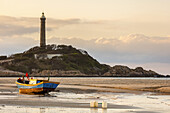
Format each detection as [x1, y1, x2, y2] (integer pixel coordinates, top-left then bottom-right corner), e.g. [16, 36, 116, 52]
[0, 44, 164, 77]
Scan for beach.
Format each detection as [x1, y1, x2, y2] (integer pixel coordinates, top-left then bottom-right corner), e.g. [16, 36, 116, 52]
[0, 77, 170, 113]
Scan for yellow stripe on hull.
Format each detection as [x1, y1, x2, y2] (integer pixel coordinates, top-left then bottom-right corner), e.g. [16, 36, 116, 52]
[19, 88, 55, 94]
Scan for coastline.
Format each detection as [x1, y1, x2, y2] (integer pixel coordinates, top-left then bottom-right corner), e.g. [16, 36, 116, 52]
[0, 77, 170, 94]
[0, 75, 169, 77]
[0, 77, 170, 113]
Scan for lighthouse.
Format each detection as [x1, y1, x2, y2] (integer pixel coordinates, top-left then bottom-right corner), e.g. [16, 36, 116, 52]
[40, 12, 46, 48]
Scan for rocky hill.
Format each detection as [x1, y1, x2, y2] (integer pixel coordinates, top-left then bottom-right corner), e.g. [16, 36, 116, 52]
[0, 44, 109, 76]
[0, 44, 164, 77]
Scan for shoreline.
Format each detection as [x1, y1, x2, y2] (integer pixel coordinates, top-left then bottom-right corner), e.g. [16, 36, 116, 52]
[0, 77, 170, 112]
[0, 75, 169, 77]
[0, 77, 170, 94]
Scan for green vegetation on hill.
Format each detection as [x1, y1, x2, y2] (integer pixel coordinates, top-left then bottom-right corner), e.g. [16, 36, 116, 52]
[3, 44, 109, 75]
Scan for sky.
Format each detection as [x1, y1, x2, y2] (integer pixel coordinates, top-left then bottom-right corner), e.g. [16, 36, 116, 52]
[0, 0, 170, 75]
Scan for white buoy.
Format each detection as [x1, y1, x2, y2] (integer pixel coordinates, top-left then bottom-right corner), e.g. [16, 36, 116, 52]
[102, 101, 107, 109]
[90, 101, 95, 108]
[90, 101, 98, 108]
[94, 101, 98, 107]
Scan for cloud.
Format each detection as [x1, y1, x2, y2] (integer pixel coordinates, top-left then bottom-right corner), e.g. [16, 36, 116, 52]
[0, 24, 39, 36]
[0, 35, 38, 55]
[48, 34, 170, 64]
[0, 15, 99, 37]
[1, 15, 170, 40]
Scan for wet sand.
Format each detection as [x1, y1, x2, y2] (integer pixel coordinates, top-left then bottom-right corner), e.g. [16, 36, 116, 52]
[1, 77, 169, 94]
[0, 77, 170, 113]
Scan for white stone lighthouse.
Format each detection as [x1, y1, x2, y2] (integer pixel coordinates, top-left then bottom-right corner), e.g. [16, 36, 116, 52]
[40, 12, 46, 48]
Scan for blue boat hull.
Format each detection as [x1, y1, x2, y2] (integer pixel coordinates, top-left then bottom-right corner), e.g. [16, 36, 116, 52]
[16, 81, 59, 94]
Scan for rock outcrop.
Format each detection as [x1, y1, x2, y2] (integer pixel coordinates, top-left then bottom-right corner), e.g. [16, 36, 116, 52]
[103, 65, 160, 77]
[0, 66, 24, 77]
[31, 70, 86, 77]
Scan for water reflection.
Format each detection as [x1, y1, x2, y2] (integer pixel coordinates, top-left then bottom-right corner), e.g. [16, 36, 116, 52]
[40, 108, 45, 113]
[90, 108, 98, 113]
[90, 108, 107, 113]
[102, 109, 107, 113]
[38, 107, 108, 113]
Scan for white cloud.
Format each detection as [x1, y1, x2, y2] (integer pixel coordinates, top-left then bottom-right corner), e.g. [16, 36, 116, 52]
[48, 34, 170, 64]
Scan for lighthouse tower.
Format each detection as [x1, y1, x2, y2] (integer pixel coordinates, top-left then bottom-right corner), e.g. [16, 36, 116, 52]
[40, 12, 46, 48]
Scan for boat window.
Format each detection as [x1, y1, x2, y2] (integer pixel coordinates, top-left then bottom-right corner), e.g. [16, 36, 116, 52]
[17, 79, 23, 83]
[25, 81, 29, 84]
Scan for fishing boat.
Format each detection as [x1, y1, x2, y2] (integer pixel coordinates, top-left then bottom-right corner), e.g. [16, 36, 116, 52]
[16, 75, 60, 94]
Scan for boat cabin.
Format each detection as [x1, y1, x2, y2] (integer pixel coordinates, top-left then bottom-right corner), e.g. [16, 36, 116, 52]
[17, 78, 46, 84]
